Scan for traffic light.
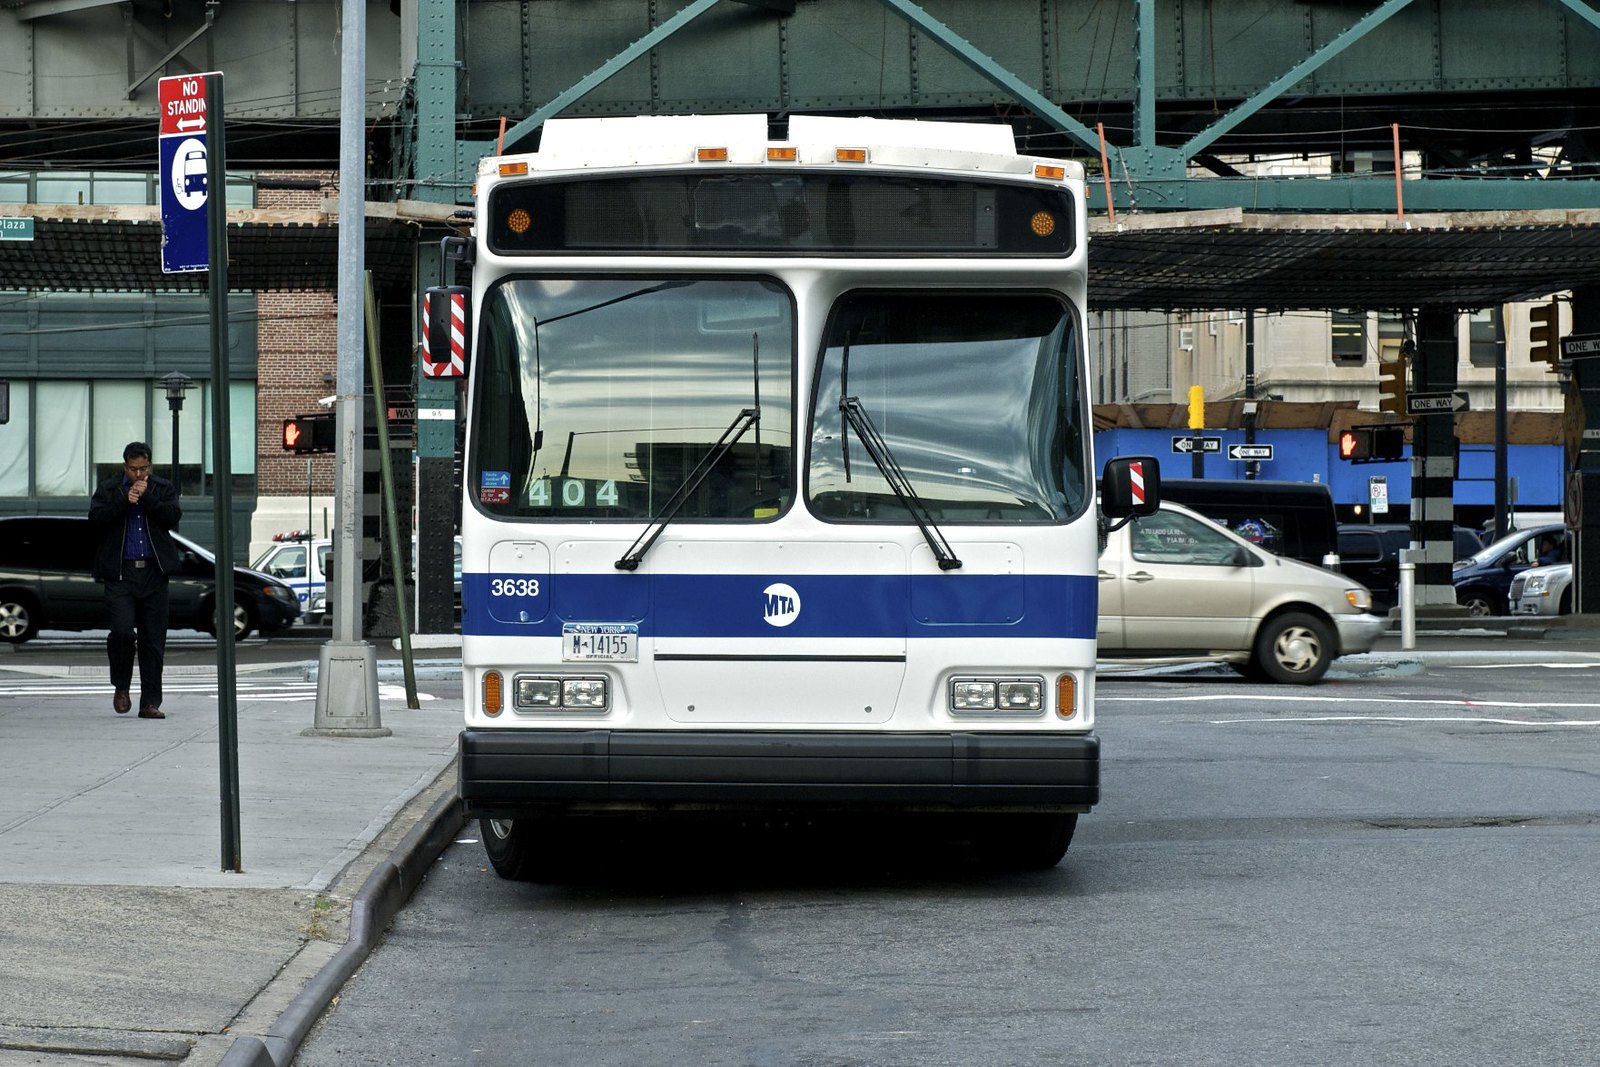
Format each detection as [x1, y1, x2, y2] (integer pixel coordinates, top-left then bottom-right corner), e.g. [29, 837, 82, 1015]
[1369, 425, 1405, 461]
[1339, 428, 1370, 461]
[1187, 385, 1205, 430]
[1339, 425, 1405, 463]
[281, 414, 335, 454]
[1529, 301, 1559, 369]
[1377, 341, 1409, 417]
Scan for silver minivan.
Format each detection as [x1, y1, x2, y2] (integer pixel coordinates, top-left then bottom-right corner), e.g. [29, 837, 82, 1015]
[1098, 501, 1387, 684]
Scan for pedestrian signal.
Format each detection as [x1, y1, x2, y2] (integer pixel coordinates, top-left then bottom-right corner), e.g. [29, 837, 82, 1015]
[1339, 425, 1404, 464]
[281, 414, 335, 454]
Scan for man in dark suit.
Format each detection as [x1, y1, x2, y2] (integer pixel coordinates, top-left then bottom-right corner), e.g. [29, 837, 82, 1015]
[88, 442, 182, 719]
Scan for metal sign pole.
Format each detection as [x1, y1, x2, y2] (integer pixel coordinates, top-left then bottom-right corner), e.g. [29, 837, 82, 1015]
[204, 72, 242, 873]
[309, 0, 386, 738]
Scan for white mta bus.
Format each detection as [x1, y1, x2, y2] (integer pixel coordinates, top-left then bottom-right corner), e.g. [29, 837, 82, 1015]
[425, 113, 1157, 880]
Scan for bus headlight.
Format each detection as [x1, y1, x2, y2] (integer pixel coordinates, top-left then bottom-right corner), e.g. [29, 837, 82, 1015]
[562, 678, 609, 709]
[515, 677, 562, 708]
[950, 677, 1045, 716]
[951, 680, 997, 710]
[997, 681, 1043, 711]
[513, 675, 610, 712]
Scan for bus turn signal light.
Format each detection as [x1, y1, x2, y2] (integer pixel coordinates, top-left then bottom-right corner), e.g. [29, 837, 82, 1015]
[483, 671, 503, 716]
[1056, 674, 1077, 718]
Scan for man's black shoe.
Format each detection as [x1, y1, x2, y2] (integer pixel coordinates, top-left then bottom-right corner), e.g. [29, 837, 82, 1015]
[113, 690, 131, 714]
[138, 705, 165, 719]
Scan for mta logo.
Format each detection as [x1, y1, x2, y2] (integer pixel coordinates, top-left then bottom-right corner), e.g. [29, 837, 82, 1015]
[762, 582, 801, 628]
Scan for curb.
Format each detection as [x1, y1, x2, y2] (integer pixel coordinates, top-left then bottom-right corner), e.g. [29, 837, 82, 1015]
[216, 787, 466, 1067]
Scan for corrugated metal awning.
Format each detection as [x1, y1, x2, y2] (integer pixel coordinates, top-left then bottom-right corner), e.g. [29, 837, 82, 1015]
[0, 202, 460, 292]
[4, 203, 1599, 309]
[1089, 208, 1600, 310]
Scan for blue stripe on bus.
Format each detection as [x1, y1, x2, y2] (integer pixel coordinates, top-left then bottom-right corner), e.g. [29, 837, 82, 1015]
[461, 572, 1097, 640]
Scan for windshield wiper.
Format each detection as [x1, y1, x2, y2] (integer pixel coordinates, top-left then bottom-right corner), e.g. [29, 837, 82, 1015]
[838, 395, 962, 571]
[615, 407, 760, 571]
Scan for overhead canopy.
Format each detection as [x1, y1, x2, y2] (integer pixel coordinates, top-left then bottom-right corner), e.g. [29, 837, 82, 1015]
[3, 202, 1598, 310]
[1088, 209, 1600, 311]
[0, 202, 459, 292]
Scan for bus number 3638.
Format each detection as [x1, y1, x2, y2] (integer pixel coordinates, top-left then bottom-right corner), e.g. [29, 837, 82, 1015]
[489, 578, 541, 597]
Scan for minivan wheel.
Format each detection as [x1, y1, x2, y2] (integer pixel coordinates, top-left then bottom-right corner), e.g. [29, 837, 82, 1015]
[1457, 589, 1500, 617]
[0, 593, 40, 643]
[1251, 611, 1333, 685]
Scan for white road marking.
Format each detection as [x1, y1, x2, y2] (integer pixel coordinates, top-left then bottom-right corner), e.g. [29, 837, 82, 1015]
[1099, 691, 1600, 727]
[0, 679, 434, 702]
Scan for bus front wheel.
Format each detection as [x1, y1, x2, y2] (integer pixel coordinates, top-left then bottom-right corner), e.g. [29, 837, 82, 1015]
[964, 813, 1077, 870]
[480, 816, 574, 882]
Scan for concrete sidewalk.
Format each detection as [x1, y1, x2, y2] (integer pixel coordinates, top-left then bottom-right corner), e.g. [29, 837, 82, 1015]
[0, 651, 464, 1066]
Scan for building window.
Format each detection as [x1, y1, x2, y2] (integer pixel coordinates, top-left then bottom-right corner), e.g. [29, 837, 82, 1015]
[2, 170, 256, 208]
[1332, 310, 1366, 365]
[0, 378, 255, 498]
[0, 381, 29, 494]
[1468, 307, 1504, 369]
[1377, 311, 1408, 349]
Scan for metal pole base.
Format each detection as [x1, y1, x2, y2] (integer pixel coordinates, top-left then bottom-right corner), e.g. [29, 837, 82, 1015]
[306, 641, 390, 738]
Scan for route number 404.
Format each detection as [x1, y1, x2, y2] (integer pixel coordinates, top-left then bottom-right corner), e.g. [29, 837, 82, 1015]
[489, 578, 541, 597]
[529, 478, 619, 507]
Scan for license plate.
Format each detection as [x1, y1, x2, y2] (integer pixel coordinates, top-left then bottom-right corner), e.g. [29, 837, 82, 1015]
[562, 623, 638, 662]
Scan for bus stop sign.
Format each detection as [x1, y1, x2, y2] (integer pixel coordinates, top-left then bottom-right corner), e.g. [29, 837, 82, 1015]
[158, 73, 220, 273]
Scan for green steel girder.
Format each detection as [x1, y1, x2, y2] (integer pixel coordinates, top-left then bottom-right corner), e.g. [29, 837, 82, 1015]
[1174, 0, 1419, 167]
[498, 0, 724, 154]
[1102, 175, 1600, 214]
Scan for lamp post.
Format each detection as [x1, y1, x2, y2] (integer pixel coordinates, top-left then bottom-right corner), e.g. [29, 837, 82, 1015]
[159, 371, 195, 492]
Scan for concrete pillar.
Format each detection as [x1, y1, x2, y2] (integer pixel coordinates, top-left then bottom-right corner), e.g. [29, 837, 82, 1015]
[1410, 308, 1464, 612]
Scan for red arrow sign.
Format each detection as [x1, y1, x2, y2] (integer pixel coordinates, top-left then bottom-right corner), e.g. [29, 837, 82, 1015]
[158, 73, 219, 137]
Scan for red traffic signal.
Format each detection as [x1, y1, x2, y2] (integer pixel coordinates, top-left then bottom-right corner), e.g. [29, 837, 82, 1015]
[281, 414, 335, 454]
[1339, 425, 1405, 463]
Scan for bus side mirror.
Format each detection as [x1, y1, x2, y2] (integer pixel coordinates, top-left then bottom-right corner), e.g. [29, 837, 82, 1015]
[422, 286, 470, 378]
[1101, 455, 1161, 520]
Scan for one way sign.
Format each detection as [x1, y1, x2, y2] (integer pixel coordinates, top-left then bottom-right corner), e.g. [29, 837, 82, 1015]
[1171, 436, 1222, 454]
[1227, 444, 1273, 461]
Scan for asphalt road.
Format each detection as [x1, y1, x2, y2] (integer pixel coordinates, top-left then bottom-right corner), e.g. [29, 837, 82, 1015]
[290, 650, 1600, 1067]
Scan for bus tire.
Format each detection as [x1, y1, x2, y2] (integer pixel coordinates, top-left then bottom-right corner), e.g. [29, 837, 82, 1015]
[967, 813, 1077, 870]
[480, 816, 571, 882]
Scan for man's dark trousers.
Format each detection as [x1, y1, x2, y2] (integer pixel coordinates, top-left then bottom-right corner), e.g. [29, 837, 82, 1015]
[106, 563, 169, 711]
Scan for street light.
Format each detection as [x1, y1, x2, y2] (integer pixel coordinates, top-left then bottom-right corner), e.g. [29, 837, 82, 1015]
[159, 371, 195, 491]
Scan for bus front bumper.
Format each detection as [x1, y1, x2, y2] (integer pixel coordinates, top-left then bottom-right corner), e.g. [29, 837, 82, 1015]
[459, 729, 1098, 815]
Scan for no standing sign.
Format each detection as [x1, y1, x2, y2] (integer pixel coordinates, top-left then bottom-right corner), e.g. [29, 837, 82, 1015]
[158, 73, 221, 273]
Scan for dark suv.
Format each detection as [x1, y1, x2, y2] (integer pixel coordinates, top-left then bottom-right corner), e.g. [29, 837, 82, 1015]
[1337, 524, 1483, 612]
[0, 515, 301, 643]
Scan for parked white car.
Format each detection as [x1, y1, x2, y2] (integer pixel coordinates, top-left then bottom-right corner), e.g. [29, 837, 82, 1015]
[1509, 562, 1572, 616]
[1098, 501, 1387, 684]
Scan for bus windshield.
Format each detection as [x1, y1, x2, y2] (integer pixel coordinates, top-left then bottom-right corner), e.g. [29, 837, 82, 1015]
[472, 276, 795, 521]
[808, 291, 1086, 523]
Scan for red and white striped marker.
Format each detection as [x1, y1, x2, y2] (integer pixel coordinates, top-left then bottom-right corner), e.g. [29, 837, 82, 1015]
[1129, 461, 1145, 505]
[421, 291, 466, 378]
